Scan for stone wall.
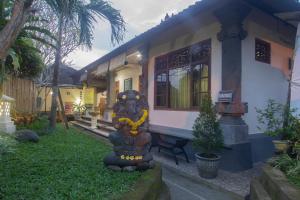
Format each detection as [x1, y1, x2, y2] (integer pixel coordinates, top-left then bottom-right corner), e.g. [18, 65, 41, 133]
[250, 165, 300, 200]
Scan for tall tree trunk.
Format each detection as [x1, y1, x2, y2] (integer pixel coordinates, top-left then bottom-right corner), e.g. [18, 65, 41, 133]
[0, 0, 34, 60]
[49, 15, 63, 130]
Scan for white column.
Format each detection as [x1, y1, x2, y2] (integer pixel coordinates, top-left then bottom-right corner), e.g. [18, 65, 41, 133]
[103, 70, 116, 122]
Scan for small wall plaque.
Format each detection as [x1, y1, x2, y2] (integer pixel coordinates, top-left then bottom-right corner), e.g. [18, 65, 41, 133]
[218, 90, 233, 103]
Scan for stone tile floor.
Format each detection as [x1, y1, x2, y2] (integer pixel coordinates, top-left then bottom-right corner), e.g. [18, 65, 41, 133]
[152, 148, 263, 198]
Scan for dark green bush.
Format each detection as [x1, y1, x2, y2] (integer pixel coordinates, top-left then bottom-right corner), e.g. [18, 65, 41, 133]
[269, 154, 300, 187]
[17, 116, 50, 136]
[192, 96, 224, 158]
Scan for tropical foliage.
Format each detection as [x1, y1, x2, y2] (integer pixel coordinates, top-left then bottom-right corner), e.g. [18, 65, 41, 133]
[0, 0, 56, 82]
[192, 96, 224, 158]
[43, 0, 125, 129]
[256, 99, 300, 142]
[269, 154, 300, 187]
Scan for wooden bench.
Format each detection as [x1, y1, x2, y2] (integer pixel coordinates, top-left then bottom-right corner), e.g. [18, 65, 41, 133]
[150, 135, 190, 165]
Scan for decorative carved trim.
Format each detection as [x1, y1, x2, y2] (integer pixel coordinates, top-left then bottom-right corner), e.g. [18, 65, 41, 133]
[214, 1, 251, 41]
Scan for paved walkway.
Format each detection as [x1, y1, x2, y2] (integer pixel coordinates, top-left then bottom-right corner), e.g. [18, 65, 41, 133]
[162, 167, 237, 200]
[153, 149, 262, 198]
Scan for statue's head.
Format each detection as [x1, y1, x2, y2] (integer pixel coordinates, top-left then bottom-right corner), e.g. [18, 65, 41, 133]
[112, 90, 149, 135]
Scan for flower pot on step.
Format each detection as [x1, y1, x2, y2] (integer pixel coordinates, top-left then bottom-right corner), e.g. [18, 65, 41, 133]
[272, 140, 290, 154]
[195, 153, 221, 179]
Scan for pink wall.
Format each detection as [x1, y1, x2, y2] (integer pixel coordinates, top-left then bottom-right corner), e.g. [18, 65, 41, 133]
[270, 41, 293, 77]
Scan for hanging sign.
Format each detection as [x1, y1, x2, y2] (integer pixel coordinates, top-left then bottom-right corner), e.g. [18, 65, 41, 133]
[218, 90, 233, 103]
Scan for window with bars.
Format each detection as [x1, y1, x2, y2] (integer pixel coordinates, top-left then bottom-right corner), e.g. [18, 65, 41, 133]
[124, 78, 133, 91]
[154, 40, 211, 110]
[255, 38, 271, 64]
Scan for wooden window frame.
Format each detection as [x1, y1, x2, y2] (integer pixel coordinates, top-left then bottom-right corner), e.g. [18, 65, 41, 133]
[154, 39, 211, 111]
[255, 38, 271, 64]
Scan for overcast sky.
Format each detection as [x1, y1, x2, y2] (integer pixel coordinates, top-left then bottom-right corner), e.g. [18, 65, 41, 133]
[66, 0, 198, 70]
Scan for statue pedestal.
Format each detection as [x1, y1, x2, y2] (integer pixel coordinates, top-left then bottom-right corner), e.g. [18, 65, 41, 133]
[216, 102, 249, 145]
[216, 102, 253, 171]
[219, 116, 249, 145]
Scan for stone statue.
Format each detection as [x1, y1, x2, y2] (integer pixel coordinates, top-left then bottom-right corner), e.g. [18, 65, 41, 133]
[103, 90, 154, 171]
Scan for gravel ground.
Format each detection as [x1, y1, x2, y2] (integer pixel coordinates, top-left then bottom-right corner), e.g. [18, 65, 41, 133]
[153, 149, 263, 198]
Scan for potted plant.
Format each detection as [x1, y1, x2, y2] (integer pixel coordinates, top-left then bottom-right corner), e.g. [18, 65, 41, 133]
[73, 102, 86, 120]
[193, 96, 224, 179]
[256, 100, 297, 153]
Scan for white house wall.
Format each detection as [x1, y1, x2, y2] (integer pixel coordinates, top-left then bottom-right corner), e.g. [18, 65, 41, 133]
[148, 22, 222, 130]
[115, 65, 142, 92]
[242, 19, 294, 135]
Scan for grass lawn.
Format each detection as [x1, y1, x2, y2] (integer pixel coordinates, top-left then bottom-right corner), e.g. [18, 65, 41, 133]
[0, 125, 142, 200]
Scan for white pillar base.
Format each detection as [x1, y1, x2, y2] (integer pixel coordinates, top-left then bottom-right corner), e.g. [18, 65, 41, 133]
[0, 121, 16, 134]
[103, 108, 113, 122]
[91, 117, 98, 129]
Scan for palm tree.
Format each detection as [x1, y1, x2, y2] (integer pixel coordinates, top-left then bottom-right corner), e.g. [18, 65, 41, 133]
[0, 0, 35, 61]
[0, 0, 56, 93]
[44, 0, 125, 130]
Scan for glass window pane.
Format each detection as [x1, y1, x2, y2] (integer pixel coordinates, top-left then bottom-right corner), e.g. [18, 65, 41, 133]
[156, 95, 166, 107]
[201, 64, 209, 77]
[169, 66, 191, 109]
[124, 78, 132, 91]
[201, 78, 208, 92]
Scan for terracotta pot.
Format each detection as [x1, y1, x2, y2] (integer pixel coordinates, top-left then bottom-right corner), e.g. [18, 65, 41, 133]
[272, 140, 290, 153]
[195, 153, 221, 179]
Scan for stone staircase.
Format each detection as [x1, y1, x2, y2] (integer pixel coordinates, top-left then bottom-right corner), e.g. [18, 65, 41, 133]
[250, 165, 300, 200]
[71, 116, 115, 138]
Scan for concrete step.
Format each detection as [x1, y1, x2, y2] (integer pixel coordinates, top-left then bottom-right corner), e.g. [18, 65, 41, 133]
[98, 119, 113, 127]
[250, 178, 271, 200]
[75, 118, 115, 133]
[71, 121, 110, 138]
[76, 119, 91, 126]
[97, 124, 116, 132]
[259, 165, 300, 200]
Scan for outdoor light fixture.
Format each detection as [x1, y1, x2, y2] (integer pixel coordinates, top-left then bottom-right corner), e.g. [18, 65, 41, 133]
[0, 95, 16, 134]
[75, 98, 81, 105]
[137, 53, 142, 58]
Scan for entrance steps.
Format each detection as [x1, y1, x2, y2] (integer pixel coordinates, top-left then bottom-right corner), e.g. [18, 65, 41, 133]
[249, 165, 300, 200]
[71, 117, 116, 138]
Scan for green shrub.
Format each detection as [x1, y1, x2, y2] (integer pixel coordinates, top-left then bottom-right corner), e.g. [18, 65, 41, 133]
[256, 99, 300, 141]
[256, 99, 285, 137]
[269, 154, 296, 172]
[0, 133, 17, 159]
[192, 96, 224, 158]
[269, 154, 300, 187]
[17, 116, 50, 136]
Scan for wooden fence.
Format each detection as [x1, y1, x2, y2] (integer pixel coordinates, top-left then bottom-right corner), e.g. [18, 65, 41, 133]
[3, 76, 37, 114]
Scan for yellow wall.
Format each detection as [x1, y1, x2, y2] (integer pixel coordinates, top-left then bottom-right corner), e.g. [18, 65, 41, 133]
[38, 87, 95, 113]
